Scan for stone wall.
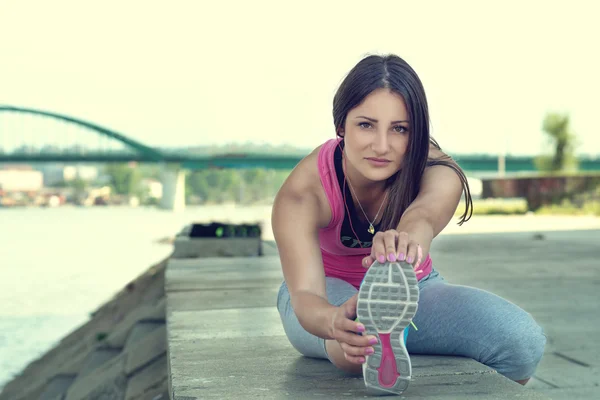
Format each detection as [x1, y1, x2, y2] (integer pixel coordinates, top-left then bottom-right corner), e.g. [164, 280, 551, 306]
[0, 258, 169, 400]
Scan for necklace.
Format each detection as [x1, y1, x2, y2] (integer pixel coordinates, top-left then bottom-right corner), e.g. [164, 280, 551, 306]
[345, 176, 388, 235]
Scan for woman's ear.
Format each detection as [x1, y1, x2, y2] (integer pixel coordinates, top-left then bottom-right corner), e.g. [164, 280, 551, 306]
[337, 129, 345, 138]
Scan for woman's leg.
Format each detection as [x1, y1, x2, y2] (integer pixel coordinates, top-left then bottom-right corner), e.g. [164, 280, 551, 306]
[277, 277, 359, 372]
[406, 271, 547, 384]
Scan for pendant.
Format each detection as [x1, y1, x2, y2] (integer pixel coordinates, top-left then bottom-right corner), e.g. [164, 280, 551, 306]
[368, 224, 375, 234]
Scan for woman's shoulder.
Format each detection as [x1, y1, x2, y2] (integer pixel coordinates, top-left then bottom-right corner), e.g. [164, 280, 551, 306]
[274, 142, 332, 226]
[284, 143, 324, 195]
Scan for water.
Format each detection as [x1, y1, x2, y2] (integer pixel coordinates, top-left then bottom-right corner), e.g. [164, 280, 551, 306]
[0, 204, 273, 388]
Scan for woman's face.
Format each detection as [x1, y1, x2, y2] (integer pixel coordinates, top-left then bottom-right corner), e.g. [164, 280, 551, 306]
[341, 88, 410, 184]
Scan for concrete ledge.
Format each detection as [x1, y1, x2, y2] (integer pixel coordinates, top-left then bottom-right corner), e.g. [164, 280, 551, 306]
[165, 253, 550, 399]
[171, 237, 262, 259]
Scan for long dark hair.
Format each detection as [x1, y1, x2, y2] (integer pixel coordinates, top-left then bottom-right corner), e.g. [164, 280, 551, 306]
[333, 54, 473, 227]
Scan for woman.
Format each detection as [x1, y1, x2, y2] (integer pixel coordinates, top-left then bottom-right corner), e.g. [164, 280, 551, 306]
[272, 54, 546, 395]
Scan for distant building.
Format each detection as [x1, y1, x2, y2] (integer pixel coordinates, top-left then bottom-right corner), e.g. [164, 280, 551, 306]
[64, 165, 98, 181]
[141, 178, 163, 199]
[0, 169, 43, 192]
[37, 165, 99, 186]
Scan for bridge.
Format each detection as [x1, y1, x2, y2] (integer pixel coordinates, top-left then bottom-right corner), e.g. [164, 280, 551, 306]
[2, 106, 599, 210]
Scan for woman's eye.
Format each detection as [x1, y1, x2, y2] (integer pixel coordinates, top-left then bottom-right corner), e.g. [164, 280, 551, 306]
[394, 125, 408, 133]
[358, 122, 372, 129]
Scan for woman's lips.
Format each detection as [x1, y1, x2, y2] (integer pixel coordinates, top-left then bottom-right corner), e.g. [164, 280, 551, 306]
[365, 157, 391, 167]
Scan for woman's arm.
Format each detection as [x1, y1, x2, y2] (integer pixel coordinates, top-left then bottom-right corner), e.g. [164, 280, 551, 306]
[395, 164, 463, 267]
[362, 148, 464, 269]
[273, 170, 381, 363]
[271, 163, 337, 340]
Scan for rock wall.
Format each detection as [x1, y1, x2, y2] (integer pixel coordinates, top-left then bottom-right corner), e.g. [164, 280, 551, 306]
[0, 258, 169, 400]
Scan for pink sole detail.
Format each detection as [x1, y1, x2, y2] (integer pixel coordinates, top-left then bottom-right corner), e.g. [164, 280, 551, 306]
[376, 333, 400, 388]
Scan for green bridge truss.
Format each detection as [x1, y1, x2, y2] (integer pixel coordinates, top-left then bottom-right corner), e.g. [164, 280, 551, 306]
[1, 105, 599, 173]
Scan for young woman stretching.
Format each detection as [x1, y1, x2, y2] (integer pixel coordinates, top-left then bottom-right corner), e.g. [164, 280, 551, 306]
[272, 54, 546, 395]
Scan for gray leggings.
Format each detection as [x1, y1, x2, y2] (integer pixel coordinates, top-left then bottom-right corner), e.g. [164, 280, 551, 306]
[276, 269, 546, 381]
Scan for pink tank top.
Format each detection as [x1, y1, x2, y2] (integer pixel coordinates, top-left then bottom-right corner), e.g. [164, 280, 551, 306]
[317, 138, 432, 289]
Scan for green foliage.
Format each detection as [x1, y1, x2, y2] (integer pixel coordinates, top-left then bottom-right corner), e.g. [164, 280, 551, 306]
[534, 112, 579, 172]
[67, 178, 89, 202]
[68, 177, 88, 192]
[455, 197, 600, 216]
[535, 181, 600, 216]
[104, 163, 142, 195]
[137, 164, 161, 180]
[186, 169, 241, 203]
[536, 199, 600, 216]
[186, 168, 290, 204]
[455, 199, 528, 216]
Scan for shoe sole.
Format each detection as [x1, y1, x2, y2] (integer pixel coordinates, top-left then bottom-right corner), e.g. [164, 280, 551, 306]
[357, 261, 420, 395]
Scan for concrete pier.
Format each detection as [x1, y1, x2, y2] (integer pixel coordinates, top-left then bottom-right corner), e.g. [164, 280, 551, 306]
[162, 229, 600, 399]
[159, 166, 185, 212]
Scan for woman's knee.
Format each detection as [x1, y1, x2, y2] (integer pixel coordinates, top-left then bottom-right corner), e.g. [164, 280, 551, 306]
[491, 316, 547, 380]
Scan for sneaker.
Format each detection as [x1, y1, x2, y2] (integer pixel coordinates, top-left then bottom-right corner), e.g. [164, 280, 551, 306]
[356, 260, 420, 395]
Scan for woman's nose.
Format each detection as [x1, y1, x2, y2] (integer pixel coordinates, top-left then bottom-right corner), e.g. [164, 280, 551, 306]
[372, 132, 389, 154]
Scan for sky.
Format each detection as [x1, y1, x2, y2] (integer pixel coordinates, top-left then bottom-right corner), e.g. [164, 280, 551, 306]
[1, 0, 599, 156]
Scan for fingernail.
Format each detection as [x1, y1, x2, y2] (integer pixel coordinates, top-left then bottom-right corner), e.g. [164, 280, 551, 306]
[407, 256, 414, 263]
[356, 324, 365, 332]
[388, 253, 396, 262]
[365, 347, 374, 355]
[359, 357, 366, 363]
[369, 337, 378, 345]
[378, 255, 385, 263]
[397, 253, 405, 261]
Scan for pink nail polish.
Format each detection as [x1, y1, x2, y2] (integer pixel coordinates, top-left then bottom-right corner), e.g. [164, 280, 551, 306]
[399, 253, 405, 261]
[356, 324, 365, 332]
[407, 256, 414, 263]
[365, 347, 374, 355]
[378, 255, 385, 263]
[369, 337, 378, 345]
[388, 253, 396, 262]
[360, 357, 366, 363]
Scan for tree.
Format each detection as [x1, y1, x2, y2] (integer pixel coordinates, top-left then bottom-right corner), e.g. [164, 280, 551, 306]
[242, 169, 271, 203]
[69, 177, 88, 193]
[186, 170, 210, 202]
[184, 168, 292, 204]
[186, 169, 242, 203]
[104, 163, 142, 196]
[68, 177, 89, 204]
[40, 145, 61, 154]
[534, 112, 578, 172]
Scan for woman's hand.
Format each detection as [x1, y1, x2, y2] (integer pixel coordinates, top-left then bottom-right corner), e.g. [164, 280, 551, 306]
[330, 294, 379, 364]
[361, 229, 423, 271]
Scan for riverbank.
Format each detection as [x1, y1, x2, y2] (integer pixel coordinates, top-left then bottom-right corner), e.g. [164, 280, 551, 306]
[0, 257, 169, 400]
